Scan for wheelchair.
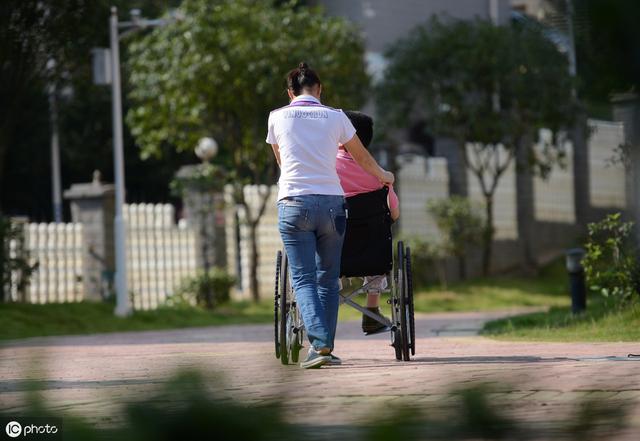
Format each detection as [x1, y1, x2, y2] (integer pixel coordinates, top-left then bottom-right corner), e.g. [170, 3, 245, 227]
[274, 187, 416, 364]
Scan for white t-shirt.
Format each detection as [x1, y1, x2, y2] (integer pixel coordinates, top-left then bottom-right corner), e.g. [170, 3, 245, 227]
[266, 95, 356, 201]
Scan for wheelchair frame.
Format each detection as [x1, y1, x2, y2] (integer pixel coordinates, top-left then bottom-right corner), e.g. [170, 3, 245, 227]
[274, 240, 415, 364]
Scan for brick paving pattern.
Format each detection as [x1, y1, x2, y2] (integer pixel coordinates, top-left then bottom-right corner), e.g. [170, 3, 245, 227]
[1, 310, 638, 438]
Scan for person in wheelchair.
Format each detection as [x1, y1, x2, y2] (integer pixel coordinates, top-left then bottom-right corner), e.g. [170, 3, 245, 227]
[337, 111, 400, 334]
[267, 62, 394, 368]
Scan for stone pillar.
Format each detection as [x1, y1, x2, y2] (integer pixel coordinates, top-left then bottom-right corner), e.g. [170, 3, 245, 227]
[175, 165, 227, 271]
[611, 92, 640, 243]
[63, 171, 115, 301]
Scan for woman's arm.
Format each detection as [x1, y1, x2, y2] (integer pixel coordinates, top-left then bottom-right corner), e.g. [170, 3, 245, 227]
[270, 144, 281, 167]
[343, 135, 394, 185]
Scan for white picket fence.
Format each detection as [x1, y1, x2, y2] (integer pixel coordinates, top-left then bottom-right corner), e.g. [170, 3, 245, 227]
[14, 223, 85, 303]
[125, 204, 198, 310]
[7, 204, 198, 309]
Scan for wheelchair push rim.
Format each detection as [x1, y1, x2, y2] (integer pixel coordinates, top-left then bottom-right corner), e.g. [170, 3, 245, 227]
[391, 241, 415, 361]
[275, 250, 305, 365]
[274, 251, 282, 359]
[279, 252, 289, 365]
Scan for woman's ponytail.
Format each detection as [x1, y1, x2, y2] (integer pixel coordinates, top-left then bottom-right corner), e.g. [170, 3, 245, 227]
[287, 61, 321, 96]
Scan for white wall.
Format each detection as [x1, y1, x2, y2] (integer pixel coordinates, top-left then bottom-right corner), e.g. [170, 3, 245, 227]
[588, 119, 627, 208]
[533, 129, 576, 223]
[397, 154, 449, 242]
[466, 144, 518, 239]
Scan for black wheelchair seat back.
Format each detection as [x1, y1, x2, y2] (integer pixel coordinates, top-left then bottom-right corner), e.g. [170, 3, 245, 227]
[340, 186, 393, 277]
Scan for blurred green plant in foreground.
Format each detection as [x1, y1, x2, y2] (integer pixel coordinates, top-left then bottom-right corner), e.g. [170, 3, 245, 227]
[4, 370, 631, 440]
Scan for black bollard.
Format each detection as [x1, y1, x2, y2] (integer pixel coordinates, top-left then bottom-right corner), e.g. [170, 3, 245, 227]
[566, 248, 586, 314]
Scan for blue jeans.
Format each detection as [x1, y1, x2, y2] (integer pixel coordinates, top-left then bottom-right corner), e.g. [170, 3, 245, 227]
[278, 194, 346, 351]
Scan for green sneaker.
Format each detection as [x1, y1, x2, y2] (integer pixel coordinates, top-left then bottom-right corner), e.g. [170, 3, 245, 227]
[362, 307, 389, 334]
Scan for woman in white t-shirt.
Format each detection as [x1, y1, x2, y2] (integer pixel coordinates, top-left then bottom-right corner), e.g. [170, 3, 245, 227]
[267, 62, 394, 369]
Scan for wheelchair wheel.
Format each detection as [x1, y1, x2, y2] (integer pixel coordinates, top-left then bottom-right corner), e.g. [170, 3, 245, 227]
[392, 329, 403, 360]
[289, 297, 305, 363]
[405, 247, 416, 357]
[274, 251, 282, 359]
[397, 242, 410, 361]
[279, 252, 306, 364]
[279, 252, 290, 365]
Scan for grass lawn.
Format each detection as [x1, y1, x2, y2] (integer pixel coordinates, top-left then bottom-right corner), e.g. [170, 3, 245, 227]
[0, 300, 273, 341]
[336, 259, 569, 322]
[482, 298, 640, 342]
[411, 259, 569, 312]
[2, 259, 574, 341]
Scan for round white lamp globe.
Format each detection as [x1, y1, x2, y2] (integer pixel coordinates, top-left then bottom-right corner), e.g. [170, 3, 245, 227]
[195, 137, 218, 162]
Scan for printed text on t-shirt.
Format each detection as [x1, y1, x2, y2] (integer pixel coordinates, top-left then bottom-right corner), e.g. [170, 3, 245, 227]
[284, 109, 329, 119]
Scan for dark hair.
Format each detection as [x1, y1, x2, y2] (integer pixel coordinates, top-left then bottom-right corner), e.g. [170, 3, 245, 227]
[286, 62, 321, 96]
[344, 110, 373, 148]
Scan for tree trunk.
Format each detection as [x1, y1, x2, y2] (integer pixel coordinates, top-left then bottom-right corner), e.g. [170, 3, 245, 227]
[515, 139, 537, 273]
[458, 255, 466, 280]
[0, 215, 6, 303]
[482, 195, 495, 276]
[436, 258, 448, 289]
[0, 126, 10, 210]
[248, 220, 260, 302]
[572, 113, 590, 229]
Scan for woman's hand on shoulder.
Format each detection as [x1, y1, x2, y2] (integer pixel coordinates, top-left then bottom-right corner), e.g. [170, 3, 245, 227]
[380, 170, 394, 185]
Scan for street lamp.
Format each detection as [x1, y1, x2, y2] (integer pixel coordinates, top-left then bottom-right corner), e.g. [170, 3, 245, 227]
[195, 137, 219, 163]
[99, 6, 179, 317]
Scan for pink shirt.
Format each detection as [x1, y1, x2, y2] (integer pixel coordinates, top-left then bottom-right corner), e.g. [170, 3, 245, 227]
[336, 149, 399, 210]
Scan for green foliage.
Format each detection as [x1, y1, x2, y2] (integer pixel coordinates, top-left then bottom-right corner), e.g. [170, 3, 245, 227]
[377, 17, 577, 274]
[0, 217, 37, 302]
[427, 196, 485, 260]
[169, 163, 227, 197]
[126, 0, 369, 180]
[569, 0, 640, 108]
[377, 17, 576, 148]
[171, 268, 236, 309]
[582, 213, 639, 302]
[127, 0, 369, 301]
[401, 236, 448, 288]
[1, 0, 187, 216]
[3, 371, 631, 440]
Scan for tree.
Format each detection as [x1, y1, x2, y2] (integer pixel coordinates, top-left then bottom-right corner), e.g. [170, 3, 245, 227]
[377, 17, 576, 274]
[126, 0, 369, 301]
[427, 196, 485, 280]
[0, 0, 185, 219]
[0, 0, 85, 209]
[543, 0, 640, 114]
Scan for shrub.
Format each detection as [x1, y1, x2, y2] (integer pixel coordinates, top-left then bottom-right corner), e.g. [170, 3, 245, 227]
[427, 197, 485, 280]
[171, 269, 236, 310]
[401, 236, 449, 288]
[0, 216, 37, 302]
[583, 213, 639, 303]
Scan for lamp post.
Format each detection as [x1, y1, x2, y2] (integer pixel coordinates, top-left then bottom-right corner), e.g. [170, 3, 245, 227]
[566, 248, 586, 314]
[194, 137, 219, 273]
[108, 7, 129, 316]
[195, 137, 219, 164]
[105, 6, 179, 317]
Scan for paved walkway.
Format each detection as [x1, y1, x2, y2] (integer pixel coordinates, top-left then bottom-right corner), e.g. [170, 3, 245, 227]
[1, 310, 639, 438]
